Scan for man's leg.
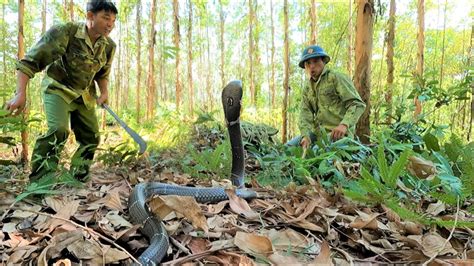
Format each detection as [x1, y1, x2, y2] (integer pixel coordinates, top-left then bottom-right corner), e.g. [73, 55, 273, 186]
[30, 93, 71, 181]
[70, 97, 100, 181]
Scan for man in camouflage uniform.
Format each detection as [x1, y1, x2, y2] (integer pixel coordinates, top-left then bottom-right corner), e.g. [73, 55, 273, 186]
[288, 45, 366, 148]
[5, 0, 118, 182]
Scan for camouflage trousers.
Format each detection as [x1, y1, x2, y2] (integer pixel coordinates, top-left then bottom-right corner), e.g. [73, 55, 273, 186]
[29, 92, 99, 181]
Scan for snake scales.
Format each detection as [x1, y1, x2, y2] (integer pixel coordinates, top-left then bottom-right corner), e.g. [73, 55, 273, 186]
[128, 81, 257, 265]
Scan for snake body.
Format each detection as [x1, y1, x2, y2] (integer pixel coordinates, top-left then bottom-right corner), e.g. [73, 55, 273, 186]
[128, 81, 257, 265]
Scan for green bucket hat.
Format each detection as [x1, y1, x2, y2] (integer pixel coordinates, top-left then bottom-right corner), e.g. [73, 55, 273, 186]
[298, 45, 330, 69]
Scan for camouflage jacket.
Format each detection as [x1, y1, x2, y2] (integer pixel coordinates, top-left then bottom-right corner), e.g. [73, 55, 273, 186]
[298, 67, 366, 137]
[16, 22, 116, 110]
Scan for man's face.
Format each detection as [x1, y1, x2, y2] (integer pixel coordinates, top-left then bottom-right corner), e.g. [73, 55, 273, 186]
[305, 57, 325, 79]
[88, 10, 116, 37]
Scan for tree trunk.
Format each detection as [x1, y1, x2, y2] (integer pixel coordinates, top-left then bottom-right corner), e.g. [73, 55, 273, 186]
[159, 5, 166, 101]
[2, 3, 7, 99]
[354, 0, 374, 144]
[69, 0, 73, 21]
[114, 23, 121, 112]
[468, 24, 473, 141]
[248, 0, 255, 106]
[347, 0, 353, 77]
[282, 0, 289, 143]
[439, 0, 447, 88]
[123, 17, 130, 110]
[136, 0, 142, 123]
[19, 0, 28, 163]
[270, 0, 276, 109]
[309, 0, 317, 44]
[187, 0, 194, 115]
[42, 0, 46, 34]
[206, 25, 212, 111]
[218, 0, 225, 89]
[385, 0, 395, 124]
[146, 0, 157, 119]
[414, 0, 424, 117]
[173, 0, 182, 109]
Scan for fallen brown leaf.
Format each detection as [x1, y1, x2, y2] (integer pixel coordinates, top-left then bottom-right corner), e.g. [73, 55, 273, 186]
[150, 195, 208, 232]
[7, 246, 38, 264]
[426, 201, 446, 216]
[349, 211, 379, 230]
[226, 189, 259, 219]
[268, 251, 305, 265]
[420, 232, 457, 258]
[267, 228, 315, 253]
[188, 237, 210, 254]
[407, 156, 437, 179]
[37, 231, 83, 266]
[311, 241, 333, 265]
[207, 200, 228, 214]
[234, 231, 273, 256]
[52, 259, 72, 266]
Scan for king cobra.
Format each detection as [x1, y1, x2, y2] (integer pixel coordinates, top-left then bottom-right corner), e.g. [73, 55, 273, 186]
[128, 81, 257, 265]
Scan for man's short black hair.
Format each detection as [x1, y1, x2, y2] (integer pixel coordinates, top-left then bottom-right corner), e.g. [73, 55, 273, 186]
[87, 0, 118, 15]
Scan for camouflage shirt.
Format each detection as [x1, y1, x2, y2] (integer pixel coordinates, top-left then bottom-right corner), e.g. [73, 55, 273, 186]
[298, 67, 366, 137]
[16, 22, 116, 110]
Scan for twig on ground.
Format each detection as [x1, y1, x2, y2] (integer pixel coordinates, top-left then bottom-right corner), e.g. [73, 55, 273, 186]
[170, 236, 192, 255]
[0, 201, 16, 222]
[12, 207, 141, 265]
[422, 196, 460, 266]
[161, 247, 230, 265]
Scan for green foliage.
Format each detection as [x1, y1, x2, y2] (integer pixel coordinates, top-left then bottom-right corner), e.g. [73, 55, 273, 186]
[344, 141, 411, 202]
[182, 139, 231, 180]
[16, 170, 82, 202]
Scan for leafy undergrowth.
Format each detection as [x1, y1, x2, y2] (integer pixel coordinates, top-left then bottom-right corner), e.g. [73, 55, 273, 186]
[1, 118, 473, 265]
[1, 161, 473, 265]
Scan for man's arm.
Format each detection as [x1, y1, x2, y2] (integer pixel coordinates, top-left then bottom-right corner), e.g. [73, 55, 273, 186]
[96, 78, 109, 105]
[298, 86, 317, 147]
[5, 24, 70, 115]
[5, 71, 30, 115]
[336, 73, 366, 128]
[94, 41, 116, 106]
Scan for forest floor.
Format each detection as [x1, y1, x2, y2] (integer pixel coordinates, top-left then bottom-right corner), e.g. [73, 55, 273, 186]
[0, 123, 473, 265]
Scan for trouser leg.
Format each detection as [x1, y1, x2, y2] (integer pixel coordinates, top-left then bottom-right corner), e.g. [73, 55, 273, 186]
[30, 93, 71, 181]
[70, 97, 99, 181]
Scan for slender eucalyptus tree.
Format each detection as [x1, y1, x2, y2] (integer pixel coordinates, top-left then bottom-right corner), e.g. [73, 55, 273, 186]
[18, 0, 28, 163]
[354, 0, 374, 144]
[309, 0, 317, 44]
[146, 0, 157, 119]
[173, 0, 182, 109]
[282, 0, 289, 143]
[136, 0, 142, 123]
[414, 0, 424, 117]
[248, 0, 255, 106]
[385, 0, 395, 124]
[187, 0, 194, 115]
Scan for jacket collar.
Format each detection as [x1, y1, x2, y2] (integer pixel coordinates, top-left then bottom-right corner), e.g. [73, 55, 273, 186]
[74, 22, 109, 49]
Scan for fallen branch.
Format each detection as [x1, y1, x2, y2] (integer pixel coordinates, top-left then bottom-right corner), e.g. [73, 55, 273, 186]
[13, 207, 141, 265]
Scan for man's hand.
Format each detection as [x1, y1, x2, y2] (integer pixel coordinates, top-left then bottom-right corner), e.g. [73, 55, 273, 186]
[5, 92, 27, 116]
[330, 124, 348, 141]
[300, 135, 311, 149]
[96, 93, 108, 106]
